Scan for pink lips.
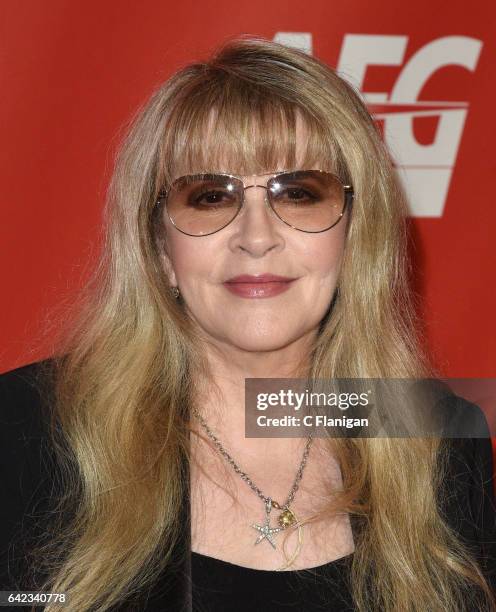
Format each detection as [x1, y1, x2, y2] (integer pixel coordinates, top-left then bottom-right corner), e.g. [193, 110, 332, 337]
[223, 274, 297, 298]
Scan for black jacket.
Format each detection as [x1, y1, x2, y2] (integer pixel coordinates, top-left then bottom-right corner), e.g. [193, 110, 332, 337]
[1, 359, 495, 611]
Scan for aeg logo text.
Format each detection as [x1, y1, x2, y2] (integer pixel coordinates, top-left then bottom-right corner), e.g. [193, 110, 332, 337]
[274, 33, 483, 217]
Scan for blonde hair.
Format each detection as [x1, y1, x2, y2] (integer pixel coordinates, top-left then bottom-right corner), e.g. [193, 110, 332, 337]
[24, 35, 494, 611]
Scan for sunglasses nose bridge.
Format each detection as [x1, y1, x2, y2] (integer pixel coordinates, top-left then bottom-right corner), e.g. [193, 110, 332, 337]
[242, 183, 273, 211]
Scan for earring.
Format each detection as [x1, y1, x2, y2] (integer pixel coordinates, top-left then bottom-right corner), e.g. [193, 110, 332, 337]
[171, 286, 180, 299]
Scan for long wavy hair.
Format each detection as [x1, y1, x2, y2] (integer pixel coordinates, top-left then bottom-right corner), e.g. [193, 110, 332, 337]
[24, 35, 494, 611]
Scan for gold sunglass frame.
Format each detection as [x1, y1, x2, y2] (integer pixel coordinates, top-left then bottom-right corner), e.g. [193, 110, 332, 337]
[156, 169, 354, 237]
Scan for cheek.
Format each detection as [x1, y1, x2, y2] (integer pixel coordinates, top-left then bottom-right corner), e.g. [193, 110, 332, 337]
[166, 234, 219, 284]
[300, 230, 346, 279]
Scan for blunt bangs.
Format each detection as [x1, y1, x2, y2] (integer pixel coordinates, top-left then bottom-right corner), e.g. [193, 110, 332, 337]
[159, 69, 345, 186]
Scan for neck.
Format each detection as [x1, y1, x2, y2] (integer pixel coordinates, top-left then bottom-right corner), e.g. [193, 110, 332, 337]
[190, 330, 316, 462]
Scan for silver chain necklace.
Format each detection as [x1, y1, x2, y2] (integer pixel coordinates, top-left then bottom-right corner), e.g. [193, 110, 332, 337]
[192, 406, 313, 555]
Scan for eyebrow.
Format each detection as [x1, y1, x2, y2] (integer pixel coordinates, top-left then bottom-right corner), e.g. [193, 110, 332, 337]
[171, 168, 313, 181]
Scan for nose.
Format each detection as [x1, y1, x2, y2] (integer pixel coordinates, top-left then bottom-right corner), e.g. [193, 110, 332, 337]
[227, 184, 284, 257]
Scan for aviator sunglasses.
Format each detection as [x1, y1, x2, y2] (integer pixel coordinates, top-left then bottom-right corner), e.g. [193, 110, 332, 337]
[156, 169, 354, 237]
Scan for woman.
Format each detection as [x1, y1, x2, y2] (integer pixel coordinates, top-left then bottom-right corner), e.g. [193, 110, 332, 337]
[0, 36, 495, 611]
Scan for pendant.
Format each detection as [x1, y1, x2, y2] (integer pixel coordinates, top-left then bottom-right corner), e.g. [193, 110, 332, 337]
[277, 507, 297, 528]
[252, 498, 285, 549]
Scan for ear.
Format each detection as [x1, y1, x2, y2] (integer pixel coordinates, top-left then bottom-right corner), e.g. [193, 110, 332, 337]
[159, 248, 177, 288]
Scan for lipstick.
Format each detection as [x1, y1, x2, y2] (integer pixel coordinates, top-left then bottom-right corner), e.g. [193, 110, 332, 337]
[223, 274, 297, 299]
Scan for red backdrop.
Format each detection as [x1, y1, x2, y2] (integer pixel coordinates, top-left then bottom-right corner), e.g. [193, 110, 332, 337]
[1, 2, 495, 458]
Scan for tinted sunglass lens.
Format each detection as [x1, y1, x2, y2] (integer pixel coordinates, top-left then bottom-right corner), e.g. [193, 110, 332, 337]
[268, 171, 345, 232]
[166, 174, 243, 236]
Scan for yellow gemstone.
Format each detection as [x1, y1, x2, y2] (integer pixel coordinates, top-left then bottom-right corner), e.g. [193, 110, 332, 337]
[278, 508, 296, 528]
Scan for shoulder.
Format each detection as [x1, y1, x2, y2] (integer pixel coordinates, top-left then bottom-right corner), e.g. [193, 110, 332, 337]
[435, 393, 496, 589]
[0, 358, 55, 420]
[0, 357, 60, 589]
[0, 358, 58, 496]
[434, 391, 494, 492]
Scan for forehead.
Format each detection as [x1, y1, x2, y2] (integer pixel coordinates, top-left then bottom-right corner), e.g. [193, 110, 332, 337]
[165, 107, 336, 184]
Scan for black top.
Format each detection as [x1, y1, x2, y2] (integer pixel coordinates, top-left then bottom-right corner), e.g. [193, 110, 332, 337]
[1, 359, 495, 612]
[191, 551, 355, 611]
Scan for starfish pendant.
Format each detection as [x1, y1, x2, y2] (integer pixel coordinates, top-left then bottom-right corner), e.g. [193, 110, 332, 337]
[252, 497, 285, 549]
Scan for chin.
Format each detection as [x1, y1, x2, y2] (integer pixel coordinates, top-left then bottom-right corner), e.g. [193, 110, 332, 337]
[224, 328, 305, 353]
